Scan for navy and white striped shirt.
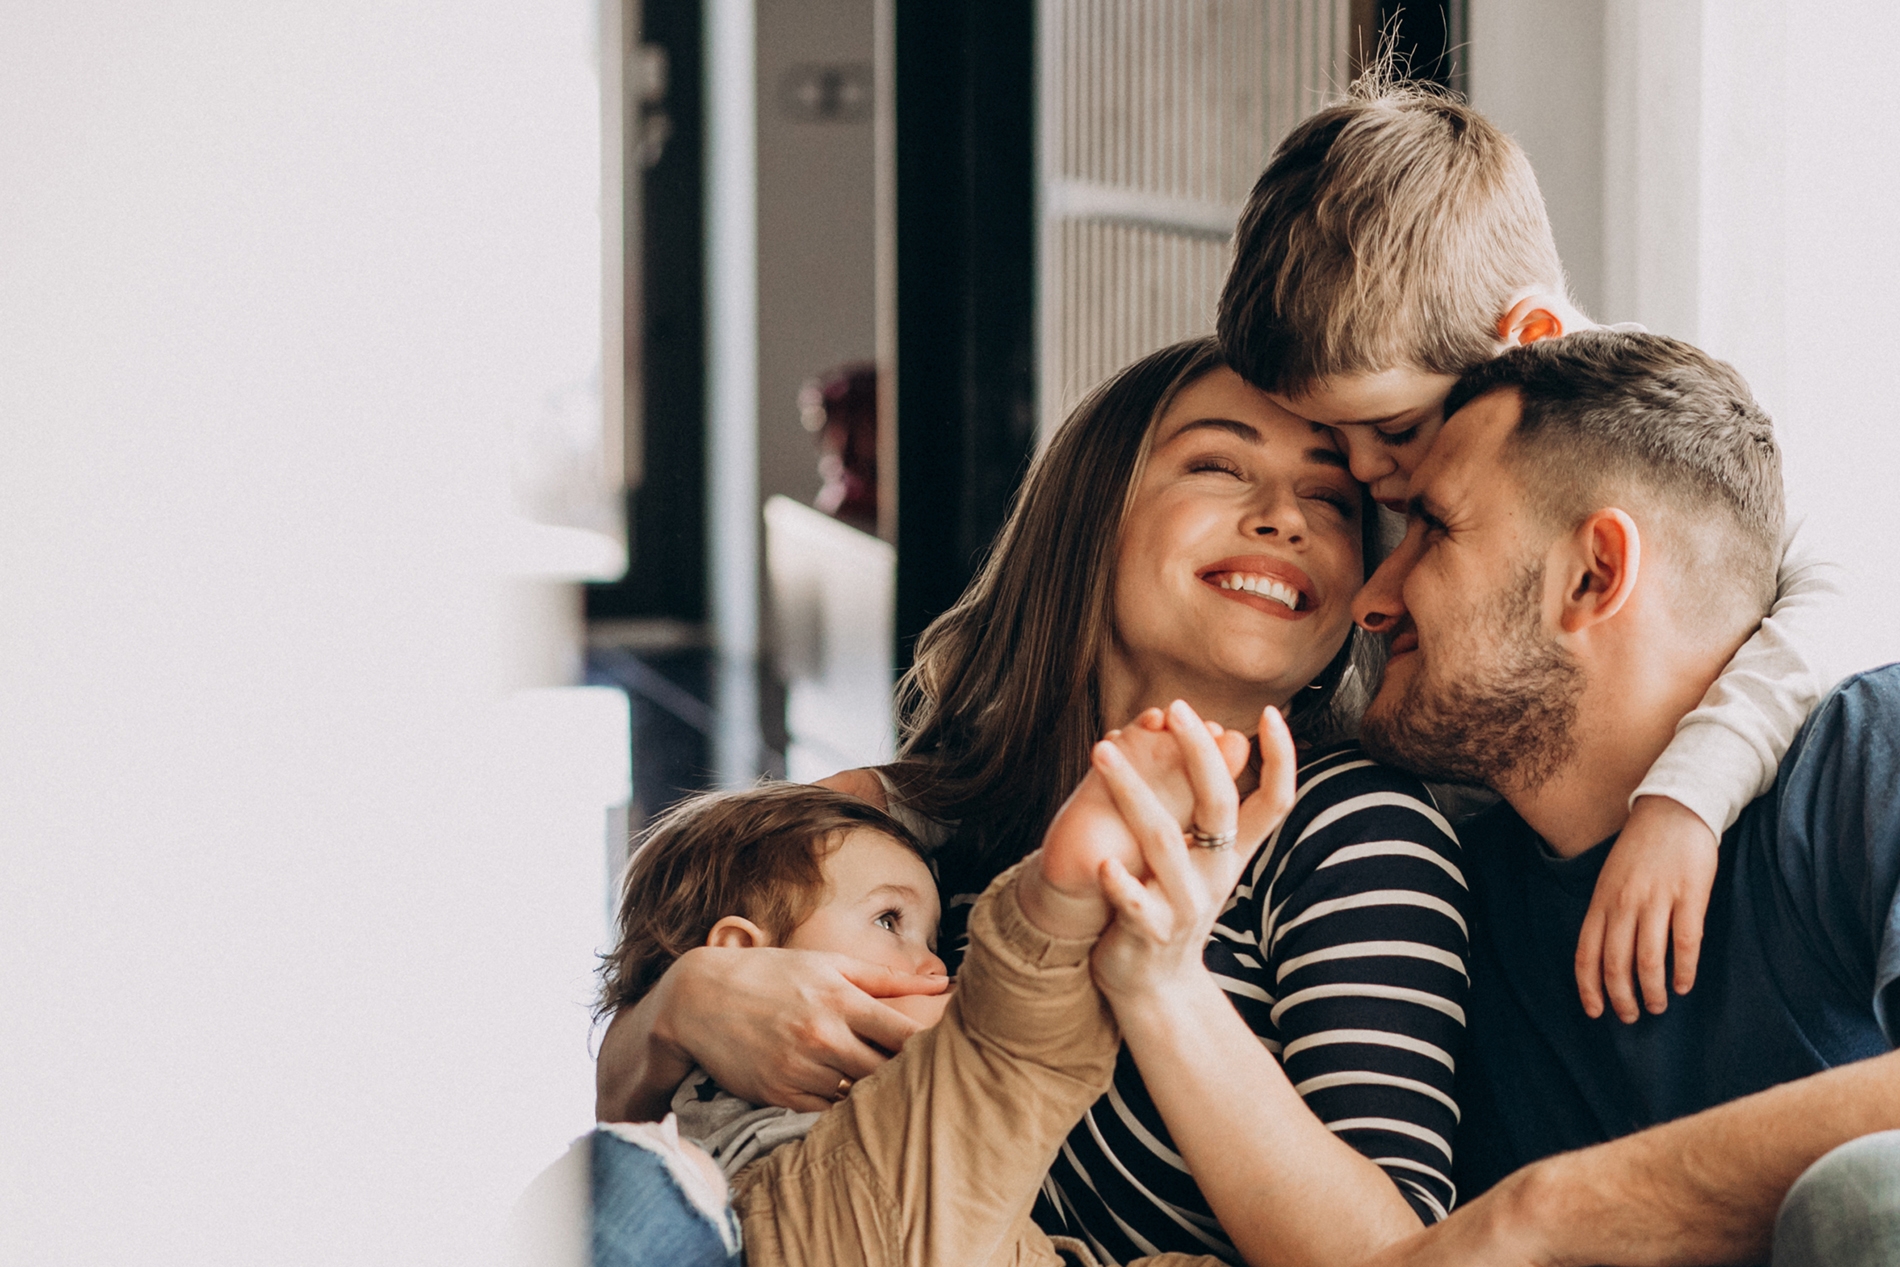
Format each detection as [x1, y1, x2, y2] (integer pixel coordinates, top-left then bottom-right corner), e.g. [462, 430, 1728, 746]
[928, 745, 1470, 1266]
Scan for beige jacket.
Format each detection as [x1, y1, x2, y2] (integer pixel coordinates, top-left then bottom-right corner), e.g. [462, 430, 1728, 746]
[729, 859, 1219, 1267]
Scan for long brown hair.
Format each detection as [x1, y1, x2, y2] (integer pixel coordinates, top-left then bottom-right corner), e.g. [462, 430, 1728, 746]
[888, 336, 1382, 867]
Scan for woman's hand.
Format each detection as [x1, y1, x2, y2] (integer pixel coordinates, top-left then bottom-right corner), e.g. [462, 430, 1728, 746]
[1089, 700, 1297, 1004]
[594, 945, 950, 1120]
[1027, 703, 1248, 939]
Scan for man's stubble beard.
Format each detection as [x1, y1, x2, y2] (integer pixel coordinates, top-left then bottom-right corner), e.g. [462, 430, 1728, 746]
[1361, 562, 1584, 794]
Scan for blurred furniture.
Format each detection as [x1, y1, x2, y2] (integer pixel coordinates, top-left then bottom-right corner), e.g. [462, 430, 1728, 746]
[765, 495, 897, 782]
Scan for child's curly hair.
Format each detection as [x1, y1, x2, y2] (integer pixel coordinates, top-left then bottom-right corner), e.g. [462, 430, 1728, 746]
[595, 782, 924, 1020]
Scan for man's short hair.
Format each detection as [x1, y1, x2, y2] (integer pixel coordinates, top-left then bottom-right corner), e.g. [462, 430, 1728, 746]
[1445, 330, 1785, 626]
[1217, 70, 1564, 396]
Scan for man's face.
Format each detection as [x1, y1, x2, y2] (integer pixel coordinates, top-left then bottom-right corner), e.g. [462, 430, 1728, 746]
[1351, 390, 1584, 792]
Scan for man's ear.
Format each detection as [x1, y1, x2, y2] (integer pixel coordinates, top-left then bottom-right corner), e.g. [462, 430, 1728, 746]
[706, 915, 771, 949]
[1556, 508, 1641, 634]
[1497, 292, 1571, 347]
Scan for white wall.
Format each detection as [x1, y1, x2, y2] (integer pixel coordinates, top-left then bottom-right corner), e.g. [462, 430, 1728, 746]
[1, 3, 620, 1262]
[1467, 0, 1609, 317]
[1469, 0, 1900, 675]
[1775, 2, 1900, 673]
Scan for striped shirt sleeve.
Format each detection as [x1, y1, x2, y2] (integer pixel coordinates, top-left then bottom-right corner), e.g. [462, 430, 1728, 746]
[1237, 744, 1470, 1223]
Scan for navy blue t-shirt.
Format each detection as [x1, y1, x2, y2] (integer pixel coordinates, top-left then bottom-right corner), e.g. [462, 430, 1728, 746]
[1454, 666, 1900, 1201]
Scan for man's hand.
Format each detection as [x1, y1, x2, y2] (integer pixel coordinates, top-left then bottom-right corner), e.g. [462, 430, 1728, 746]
[1575, 795, 1719, 1022]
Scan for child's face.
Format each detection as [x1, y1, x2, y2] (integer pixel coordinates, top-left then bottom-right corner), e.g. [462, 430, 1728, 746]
[783, 829, 948, 983]
[1267, 366, 1460, 513]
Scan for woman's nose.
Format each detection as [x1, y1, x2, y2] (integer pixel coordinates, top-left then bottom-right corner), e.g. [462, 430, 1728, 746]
[1244, 492, 1306, 543]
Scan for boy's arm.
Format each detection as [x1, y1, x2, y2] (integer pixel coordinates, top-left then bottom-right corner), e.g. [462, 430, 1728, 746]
[732, 859, 1126, 1267]
[1360, 1048, 1900, 1267]
[1632, 511, 1844, 837]
[1576, 514, 1846, 1021]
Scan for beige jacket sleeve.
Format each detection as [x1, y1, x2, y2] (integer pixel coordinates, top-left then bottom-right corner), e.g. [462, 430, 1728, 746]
[731, 859, 1130, 1267]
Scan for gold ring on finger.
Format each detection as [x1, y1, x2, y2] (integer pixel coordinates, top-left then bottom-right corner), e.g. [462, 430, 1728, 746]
[833, 1075, 854, 1100]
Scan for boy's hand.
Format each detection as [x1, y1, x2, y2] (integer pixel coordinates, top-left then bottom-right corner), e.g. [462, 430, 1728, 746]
[1574, 795, 1719, 1023]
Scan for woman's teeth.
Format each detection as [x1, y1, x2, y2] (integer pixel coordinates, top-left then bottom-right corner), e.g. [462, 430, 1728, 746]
[1215, 573, 1301, 611]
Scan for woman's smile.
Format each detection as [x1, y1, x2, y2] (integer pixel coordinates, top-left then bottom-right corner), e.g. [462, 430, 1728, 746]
[1199, 555, 1318, 617]
[1103, 366, 1365, 724]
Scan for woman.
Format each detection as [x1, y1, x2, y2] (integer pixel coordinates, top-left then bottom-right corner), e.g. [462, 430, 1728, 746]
[597, 338, 1467, 1266]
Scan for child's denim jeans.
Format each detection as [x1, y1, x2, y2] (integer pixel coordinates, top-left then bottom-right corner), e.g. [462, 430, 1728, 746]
[590, 1120, 741, 1267]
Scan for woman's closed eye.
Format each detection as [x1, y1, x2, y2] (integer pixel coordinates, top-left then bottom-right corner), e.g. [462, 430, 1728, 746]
[1302, 486, 1360, 516]
[1185, 454, 1247, 479]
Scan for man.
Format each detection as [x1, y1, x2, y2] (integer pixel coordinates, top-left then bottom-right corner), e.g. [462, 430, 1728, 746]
[1349, 330, 1900, 1266]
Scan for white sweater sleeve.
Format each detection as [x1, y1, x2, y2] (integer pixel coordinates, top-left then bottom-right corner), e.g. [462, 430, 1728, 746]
[1631, 510, 1847, 836]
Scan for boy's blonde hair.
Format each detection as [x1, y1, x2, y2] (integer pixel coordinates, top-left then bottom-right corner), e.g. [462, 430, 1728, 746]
[1217, 69, 1565, 395]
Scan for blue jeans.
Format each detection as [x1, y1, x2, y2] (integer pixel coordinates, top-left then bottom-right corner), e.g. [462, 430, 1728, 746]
[590, 1126, 742, 1267]
[1772, 1131, 1900, 1266]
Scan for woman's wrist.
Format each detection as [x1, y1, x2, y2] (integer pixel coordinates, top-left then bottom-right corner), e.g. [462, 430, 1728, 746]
[647, 952, 696, 1057]
[1099, 959, 1228, 1035]
[596, 956, 698, 1122]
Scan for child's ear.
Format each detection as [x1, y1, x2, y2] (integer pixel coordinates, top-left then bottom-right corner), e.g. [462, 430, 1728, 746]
[1497, 293, 1570, 348]
[706, 915, 771, 949]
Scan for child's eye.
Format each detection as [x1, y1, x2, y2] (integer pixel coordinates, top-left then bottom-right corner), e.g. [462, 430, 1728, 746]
[874, 910, 901, 933]
[1375, 424, 1421, 448]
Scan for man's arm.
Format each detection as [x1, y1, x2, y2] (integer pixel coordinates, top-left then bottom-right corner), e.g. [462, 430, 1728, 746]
[1365, 1048, 1900, 1267]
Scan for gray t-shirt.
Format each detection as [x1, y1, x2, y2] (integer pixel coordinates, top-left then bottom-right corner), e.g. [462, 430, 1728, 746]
[671, 1067, 823, 1180]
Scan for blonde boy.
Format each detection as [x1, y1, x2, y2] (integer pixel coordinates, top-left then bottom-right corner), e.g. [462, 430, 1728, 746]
[1214, 72, 1841, 1024]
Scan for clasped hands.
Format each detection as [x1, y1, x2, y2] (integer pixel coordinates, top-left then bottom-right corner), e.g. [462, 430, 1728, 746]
[1024, 699, 1298, 1002]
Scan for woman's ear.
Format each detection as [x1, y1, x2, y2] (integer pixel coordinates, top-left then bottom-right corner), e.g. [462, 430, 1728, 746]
[706, 915, 771, 949]
[1556, 508, 1642, 634]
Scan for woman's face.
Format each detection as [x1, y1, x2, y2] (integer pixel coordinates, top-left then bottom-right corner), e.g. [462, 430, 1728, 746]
[1108, 367, 1366, 721]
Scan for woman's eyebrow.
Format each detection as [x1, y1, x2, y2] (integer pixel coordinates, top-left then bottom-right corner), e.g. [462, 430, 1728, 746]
[1328, 413, 1411, 429]
[1304, 446, 1350, 470]
[1171, 418, 1260, 443]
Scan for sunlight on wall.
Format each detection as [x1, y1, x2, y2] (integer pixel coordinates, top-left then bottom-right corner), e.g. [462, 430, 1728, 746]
[0, 3, 618, 1263]
[1471, 0, 1900, 676]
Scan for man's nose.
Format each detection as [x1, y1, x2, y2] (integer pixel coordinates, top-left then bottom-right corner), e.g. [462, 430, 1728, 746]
[1354, 536, 1416, 633]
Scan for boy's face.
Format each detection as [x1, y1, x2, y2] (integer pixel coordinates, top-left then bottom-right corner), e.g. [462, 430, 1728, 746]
[1267, 366, 1461, 512]
[783, 828, 948, 989]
